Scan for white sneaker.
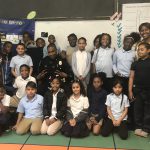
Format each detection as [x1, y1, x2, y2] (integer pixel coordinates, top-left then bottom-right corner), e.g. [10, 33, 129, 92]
[134, 129, 142, 136]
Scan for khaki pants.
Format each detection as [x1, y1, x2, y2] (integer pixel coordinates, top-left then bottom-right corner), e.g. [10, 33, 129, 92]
[41, 119, 63, 135]
[10, 95, 21, 107]
[16, 118, 43, 135]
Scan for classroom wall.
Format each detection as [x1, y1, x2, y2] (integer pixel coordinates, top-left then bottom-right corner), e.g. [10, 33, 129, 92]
[35, 20, 119, 51]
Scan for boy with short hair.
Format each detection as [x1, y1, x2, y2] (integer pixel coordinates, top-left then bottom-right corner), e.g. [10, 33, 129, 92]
[13, 81, 43, 135]
[10, 64, 36, 107]
[10, 43, 33, 77]
[0, 41, 14, 95]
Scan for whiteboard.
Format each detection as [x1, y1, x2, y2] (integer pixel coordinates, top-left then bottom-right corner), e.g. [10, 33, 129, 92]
[122, 3, 150, 36]
[35, 20, 119, 51]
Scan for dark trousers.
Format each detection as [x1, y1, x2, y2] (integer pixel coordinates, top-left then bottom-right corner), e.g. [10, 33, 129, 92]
[61, 121, 90, 138]
[133, 87, 150, 132]
[101, 118, 128, 140]
[0, 112, 10, 134]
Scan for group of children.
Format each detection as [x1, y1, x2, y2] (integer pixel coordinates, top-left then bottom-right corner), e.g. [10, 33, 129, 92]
[0, 22, 150, 140]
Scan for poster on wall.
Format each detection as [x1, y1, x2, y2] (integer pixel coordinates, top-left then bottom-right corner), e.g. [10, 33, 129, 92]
[0, 19, 35, 44]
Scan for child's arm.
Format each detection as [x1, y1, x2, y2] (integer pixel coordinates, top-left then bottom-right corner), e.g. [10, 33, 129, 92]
[128, 70, 135, 100]
[116, 107, 128, 126]
[107, 106, 115, 122]
[29, 66, 33, 76]
[12, 113, 24, 130]
[11, 67, 17, 78]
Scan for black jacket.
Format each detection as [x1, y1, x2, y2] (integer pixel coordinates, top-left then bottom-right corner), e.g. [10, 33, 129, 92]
[43, 88, 67, 120]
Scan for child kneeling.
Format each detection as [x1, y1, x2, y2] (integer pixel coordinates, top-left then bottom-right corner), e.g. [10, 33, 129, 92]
[41, 76, 67, 135]
[13, 81, 43, 135]
[61, 80, 90, 138]
[101, 79, 129, 140]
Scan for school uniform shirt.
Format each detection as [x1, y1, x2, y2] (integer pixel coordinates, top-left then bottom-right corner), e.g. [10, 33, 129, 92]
[72, 50, 91, 78]
[113, 49, 135, 77]
[13, 76, 36, 99]
[105, 93, 130, 120]
[10, 54, 33, 76]
[131, 58, 150, 89]
[0, 94, 10, 112]
[17, 94, 43, 119]
[92, 47, 114, 78]
[50, 90, 59, 119]
[67, 95, 89, 118]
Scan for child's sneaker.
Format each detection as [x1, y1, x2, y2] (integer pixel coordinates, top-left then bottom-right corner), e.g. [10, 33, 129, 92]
[134, 129, 142, 136]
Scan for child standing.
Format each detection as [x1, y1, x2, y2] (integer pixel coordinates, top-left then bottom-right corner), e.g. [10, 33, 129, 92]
[13, 81, 43, 135]
[101, 79, 129, 140]
[113, 34, 136, 95]
[0, 87, 10, 135]
[41, 76, 67, 135]
[61, 33, 78, 66]
[129, 42, 150, 137]
[10, 64, 36, 107]
[92, 33, 114, 93]
[10, 43, 33, 78]
[91, 34, 102, 59]
[87, 73, 107, 135]
[72, 37, 91, 90]
[61, 80, 89, 137]
[0, 41, 14, 95]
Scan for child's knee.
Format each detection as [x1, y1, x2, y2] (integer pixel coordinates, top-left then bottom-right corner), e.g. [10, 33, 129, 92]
[93, 130, 100, 136]
[16, 129, 26, 135]
[30, 128, 41, 135]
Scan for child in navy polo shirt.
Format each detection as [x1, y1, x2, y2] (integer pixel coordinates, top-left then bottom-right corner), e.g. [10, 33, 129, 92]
[87, 72, 107, 135]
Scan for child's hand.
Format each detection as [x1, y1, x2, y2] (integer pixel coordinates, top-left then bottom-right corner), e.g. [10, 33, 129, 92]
[12, 124, 18, 131]
[49, 118, 57, 125]
[90, 117, 95, 122]
[112, 120, 117, 126]
[129, 91, 135, 101]
[115, 120, 121, 126]
[116, 72, 122, 77]
[69, 119, 76, 126]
